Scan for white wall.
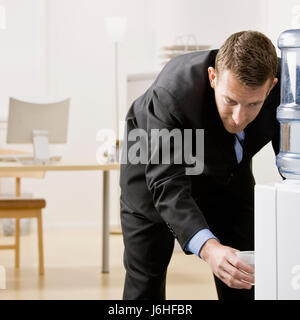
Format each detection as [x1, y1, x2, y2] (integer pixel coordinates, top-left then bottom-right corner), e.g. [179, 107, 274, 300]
[0, 0, 46, 120]
[147, 0, 267, 68]
[38, 0, 158, 229]
[0, 0, 47, 211]
[265, 0, 300, 51]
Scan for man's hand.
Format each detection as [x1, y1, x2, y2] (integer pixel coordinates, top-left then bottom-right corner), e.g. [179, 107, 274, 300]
[199, 239, 254, 290]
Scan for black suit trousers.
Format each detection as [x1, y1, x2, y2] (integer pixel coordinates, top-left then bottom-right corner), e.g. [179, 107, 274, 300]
[121, 199, 175, 300]
[121, 199, 254, 301]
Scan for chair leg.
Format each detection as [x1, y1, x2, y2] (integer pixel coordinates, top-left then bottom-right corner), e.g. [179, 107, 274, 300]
[37, 212, 44, 275]
[15, 218, 20, 269]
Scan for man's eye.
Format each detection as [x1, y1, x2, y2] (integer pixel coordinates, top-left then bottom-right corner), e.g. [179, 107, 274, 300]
[249, 103, 258, 107]
[225, 98, 233, 104]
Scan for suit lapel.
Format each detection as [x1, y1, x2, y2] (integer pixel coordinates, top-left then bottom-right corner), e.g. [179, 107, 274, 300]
[203, 94, 238, 168]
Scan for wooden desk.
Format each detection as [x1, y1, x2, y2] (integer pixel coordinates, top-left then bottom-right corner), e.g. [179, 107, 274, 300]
[0, 161, 120, 273]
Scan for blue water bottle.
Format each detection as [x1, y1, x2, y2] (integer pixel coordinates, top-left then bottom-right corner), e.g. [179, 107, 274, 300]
[277, 29, 300, 179]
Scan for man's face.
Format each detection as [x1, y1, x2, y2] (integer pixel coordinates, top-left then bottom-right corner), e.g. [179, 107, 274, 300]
[208, 67, 278, 134]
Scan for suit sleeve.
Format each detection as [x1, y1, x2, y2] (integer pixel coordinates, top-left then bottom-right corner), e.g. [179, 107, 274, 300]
[271, 109, 280, 157]
[144, 86, 210, 254]
[269, 84, 286, 180]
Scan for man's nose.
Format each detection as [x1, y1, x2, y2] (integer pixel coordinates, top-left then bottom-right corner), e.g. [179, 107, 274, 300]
[232, 105, 246, 126]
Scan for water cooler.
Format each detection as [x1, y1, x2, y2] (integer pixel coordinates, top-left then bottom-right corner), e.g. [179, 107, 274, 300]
[255, 29, 300, 300]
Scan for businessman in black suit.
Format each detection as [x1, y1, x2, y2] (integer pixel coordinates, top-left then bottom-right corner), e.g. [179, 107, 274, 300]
[120, 30, 280, 300]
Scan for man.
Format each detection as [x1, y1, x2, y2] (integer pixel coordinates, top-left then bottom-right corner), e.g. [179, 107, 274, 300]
[120, 30, 280, 300]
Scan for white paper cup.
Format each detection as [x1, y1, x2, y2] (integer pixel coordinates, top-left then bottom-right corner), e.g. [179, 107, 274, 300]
[235, 251, 255, 267]
[235, 251, 255, 285]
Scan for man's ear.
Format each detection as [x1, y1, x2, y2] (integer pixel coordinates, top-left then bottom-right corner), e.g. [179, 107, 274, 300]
[271, 77, 278, 91]
[208, 67, 216, 89]
[267, 77, 278, 95]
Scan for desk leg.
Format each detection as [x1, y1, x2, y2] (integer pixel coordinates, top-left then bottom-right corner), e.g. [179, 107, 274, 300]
[102, 170, 110, 273]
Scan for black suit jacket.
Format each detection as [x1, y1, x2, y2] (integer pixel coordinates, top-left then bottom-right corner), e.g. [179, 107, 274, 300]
[120, 49, 281, 253]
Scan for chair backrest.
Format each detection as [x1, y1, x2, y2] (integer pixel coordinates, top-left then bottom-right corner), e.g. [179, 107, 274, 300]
[0, 173, 45, 197]
[0, 172, 45, 179]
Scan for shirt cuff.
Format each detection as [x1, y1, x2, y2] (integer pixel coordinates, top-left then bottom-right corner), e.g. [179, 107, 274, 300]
[185, 228, 219, 258]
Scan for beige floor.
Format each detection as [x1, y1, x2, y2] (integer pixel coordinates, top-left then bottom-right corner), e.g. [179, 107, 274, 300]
[0, 229, 218, 300]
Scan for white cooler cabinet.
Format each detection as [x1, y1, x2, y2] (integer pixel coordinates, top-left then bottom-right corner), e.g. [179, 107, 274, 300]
[255, 181, 300, 299]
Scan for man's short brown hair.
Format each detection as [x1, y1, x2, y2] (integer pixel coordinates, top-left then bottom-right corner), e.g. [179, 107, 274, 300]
[215, 30, 278, 87]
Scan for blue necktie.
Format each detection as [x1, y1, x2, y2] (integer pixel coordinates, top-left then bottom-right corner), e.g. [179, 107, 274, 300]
[234, 131, 245, 163]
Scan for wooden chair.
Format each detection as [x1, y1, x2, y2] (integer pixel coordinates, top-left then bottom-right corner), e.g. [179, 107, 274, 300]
[0, 170, 46, 275]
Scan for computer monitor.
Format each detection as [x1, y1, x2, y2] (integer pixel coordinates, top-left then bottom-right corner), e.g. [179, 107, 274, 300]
[6, 97, 70, 162]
